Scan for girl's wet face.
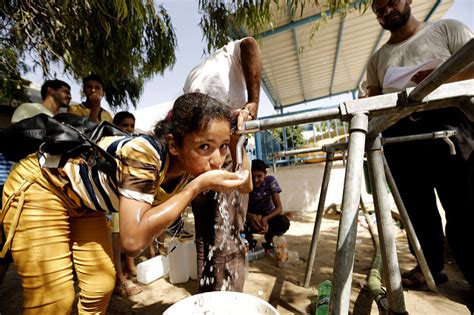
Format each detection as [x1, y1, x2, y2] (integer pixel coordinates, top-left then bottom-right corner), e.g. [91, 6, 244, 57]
[173, 119, 231, 176]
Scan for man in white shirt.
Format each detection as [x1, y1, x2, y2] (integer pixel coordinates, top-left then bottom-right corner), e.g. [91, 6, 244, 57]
[184, 37, 262, 293]
[11, 80, 71, 123]
[367, 0, 473, 290]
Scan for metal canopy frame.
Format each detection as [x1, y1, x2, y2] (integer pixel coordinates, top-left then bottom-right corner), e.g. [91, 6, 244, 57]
[254, 0, 450, 111]
[241, 38, 474, 314]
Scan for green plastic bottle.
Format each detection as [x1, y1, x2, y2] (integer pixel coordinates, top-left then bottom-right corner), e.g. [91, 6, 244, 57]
[315, 280, 332, 315]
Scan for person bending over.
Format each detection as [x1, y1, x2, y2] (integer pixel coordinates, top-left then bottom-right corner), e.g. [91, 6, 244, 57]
[0, 93, 251, 314]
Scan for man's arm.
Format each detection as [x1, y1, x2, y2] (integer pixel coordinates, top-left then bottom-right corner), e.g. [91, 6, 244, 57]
[263, 192, 283, 223]
[240, 37, 262, 120]
[86, 98, 102, 122]
[367, 86, 383, 97]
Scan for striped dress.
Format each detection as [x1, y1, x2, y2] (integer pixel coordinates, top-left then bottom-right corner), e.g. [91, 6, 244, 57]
[40, 135, 190, 213]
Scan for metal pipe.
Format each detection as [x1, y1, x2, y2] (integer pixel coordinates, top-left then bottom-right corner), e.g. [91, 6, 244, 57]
[382, 155, 438, 293]
[408, 38, 474, 102]
[234, 135, 247, 169]
[366, 136, 406, 314]
[442, 136, 456, 155]
[330, 113, 368, 315]
[303, 151, 335, 288]
[275, 146, 324, 158]
[360, 199, 388, 311]
[382, 130, 456, 145]
[383, 130, 457, 156]
[243, 106, 340, 133]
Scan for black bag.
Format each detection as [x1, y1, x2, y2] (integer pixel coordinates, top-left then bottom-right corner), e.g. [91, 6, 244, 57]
[0, 113, 126, 174]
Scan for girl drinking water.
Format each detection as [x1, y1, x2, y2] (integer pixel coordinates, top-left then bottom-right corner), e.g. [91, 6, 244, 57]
[1, 93, 251, 314]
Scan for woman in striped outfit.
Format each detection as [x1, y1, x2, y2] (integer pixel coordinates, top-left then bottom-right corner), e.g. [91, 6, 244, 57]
[0, 92, 252, 314]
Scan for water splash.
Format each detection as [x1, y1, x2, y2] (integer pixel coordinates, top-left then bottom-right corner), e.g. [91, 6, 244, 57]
[200, 167, 246, 291]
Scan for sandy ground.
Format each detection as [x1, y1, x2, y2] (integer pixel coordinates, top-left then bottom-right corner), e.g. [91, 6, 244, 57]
[0, 208, 472, 314]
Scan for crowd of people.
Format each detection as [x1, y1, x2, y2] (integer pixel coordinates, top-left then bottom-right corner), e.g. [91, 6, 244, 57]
[0, 0, 473, 312]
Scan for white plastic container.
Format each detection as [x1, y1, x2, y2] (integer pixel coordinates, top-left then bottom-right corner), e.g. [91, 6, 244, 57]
[164, 291, 279, 315]
[168, 240, 190, 284]
[136, 255, 169, 285]
[186, 241, 197, 280]
[273, 235, 288, 267]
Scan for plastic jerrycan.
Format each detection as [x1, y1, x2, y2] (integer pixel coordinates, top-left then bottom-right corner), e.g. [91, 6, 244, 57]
[168, 239, 190, 284]
[186, 240, 198, 280]
[136, 255, 169, 285]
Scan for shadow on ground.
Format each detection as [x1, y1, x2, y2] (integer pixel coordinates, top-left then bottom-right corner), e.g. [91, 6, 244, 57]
[1, 210, 471, 314]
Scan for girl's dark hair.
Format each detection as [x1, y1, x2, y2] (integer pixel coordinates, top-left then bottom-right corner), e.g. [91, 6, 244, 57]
[153, 93, 234, 146]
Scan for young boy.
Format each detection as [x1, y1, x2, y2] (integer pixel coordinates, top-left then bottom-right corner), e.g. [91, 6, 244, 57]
[245, 159, 290, 251]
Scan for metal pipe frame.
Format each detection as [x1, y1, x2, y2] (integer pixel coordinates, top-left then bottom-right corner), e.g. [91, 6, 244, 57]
[273, 130, 456, 159]
[329, 113, 368, 315]
[382, 130, 456, 145]
[382, 154, 438, 293]
[244, 106, 341, 133]
[244, 79, 473, 136]
[303, 151, 335, 288]
[239, 43, 472, 313]
[366, 136, 407, 314]
[274, 146, 324, 158]
[367, 79, 473, 136]
[269, 128, 455, 310]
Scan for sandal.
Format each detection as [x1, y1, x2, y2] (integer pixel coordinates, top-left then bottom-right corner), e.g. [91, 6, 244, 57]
[402, 270, 426, 289]
[116, 280, 143, 297]
[402, 266, 448, 289]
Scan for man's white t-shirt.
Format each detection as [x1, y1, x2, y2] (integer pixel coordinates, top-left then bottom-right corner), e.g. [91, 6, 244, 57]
[183, 38, 247, 111]
[11, 103, 54, 123]
[367, 19, 473, 94]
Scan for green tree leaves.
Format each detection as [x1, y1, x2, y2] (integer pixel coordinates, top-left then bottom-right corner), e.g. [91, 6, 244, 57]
[1, 0, 176, 107]
[1, 0, 370, 108]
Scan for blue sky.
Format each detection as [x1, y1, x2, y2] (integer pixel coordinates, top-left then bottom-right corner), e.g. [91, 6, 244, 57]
[24, 0, 473, 118]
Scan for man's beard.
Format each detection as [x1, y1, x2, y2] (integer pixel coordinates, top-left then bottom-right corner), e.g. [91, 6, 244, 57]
[380, 5, 411, 31]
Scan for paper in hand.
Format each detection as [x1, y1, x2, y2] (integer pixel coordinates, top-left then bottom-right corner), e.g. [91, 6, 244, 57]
[383, 59, 443, 90]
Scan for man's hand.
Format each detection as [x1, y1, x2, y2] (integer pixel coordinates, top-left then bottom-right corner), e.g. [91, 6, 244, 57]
[236, 101, 258, 132]
[411, 69, 434, 84]
[260, 216, 269, 233]
[88, 92, 102, 110]
[243, 101, 258, 120]
[247, 213, 264, 232]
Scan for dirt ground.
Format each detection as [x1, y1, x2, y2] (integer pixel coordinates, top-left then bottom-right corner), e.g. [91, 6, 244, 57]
[0, 207, 472, 314]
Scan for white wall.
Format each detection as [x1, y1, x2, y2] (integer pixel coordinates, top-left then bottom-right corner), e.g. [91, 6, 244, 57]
[267, 161, 395, 213]
[131, 101, 174, 133]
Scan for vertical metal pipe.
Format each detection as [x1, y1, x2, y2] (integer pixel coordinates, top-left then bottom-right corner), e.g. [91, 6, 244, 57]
[303, 151, 335, 288]
[329, 113, 368, 315]
[366, 136, 406, 313]
[235, 135, 247, 169]
[382, 155, 438, 293]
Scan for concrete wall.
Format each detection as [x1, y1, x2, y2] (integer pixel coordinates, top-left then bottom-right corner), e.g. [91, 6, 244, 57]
[267, 161, 392, 213]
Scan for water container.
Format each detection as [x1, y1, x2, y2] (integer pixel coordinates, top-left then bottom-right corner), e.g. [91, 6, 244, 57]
[315, 280, 332, 315]
[136, 255, 169, 285]
[247, 248, 265, 261]
[168, 240, 190, 284]
[186, 240, 197, 280]
[273, 235, 288, 267]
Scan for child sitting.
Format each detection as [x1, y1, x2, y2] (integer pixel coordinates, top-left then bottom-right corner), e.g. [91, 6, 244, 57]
[245, 159, 290, 251]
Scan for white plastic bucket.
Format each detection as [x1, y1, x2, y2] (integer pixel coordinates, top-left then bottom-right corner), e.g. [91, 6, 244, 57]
[164, 291, 279, 315]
